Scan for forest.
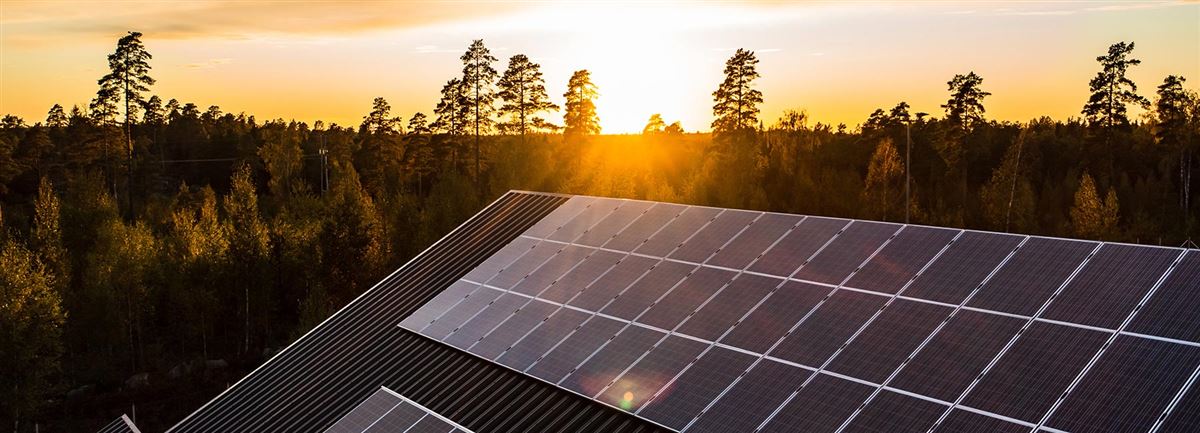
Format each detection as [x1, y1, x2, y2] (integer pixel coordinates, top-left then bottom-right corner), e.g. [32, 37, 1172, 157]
[1, 33, 1197, 432]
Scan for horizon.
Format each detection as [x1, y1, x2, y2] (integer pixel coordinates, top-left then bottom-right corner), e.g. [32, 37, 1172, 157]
[2, 1, 1198, 133]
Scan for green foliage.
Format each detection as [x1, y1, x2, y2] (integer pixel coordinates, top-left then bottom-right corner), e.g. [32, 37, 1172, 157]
[1071, 171, 1120, 239]
[863, 138, 906, 221]
[1083, 41, 1149, 129]
[563, 70, 601, 139]
[0, 237, 65, 423]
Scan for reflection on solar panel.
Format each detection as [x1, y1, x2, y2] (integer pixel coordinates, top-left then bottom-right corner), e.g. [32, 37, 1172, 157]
[402, 194, 1200, 433]
[324, 387, 473, 433]
[94, 415, 141, 433]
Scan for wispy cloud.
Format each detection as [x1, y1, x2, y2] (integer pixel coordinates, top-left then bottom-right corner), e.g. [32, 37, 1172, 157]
[185, 58, 233, 69]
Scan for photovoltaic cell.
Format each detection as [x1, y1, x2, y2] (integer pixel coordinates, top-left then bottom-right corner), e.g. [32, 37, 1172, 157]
[844, 226, 958, 294]
[706, 213, 801, 269]
[462, 236, 539, 283]
[794, 221, 900, 285]
[749, 216, 849, 277]
[826, 299, 953, 384]
[361, 401, 425, 432]
[469, 300, 559, 359]
[598, 335, 710, 410]
[1129, 251, 1200, 342]
[567, 255, 660, 311]
[496, 308, 592, 371]
[546, 199, 623, 242]
[484, 242, 564, 290]
[770, 290, 888, 367]
[669, 210, 759, 263]
[890, 310, 1026, 402]
[605, 203, 687, 251]
[637, 267, 737, 331]
[600, 260, 694, 321]
[963, 322, 1109, 423]
[757, 373, 876, 433]
[901, 231, 1022, 305]
[397, 417, 455, 433]
[638, 347, 758, 430]
[510, 245, 593, 296]
[576, 200, 656, 247]
[636, 207, 723, 257]
[537, 250, 624, 303]
[1040, 243, 1180, 329]
[442, 293, 528, 349]
[842, 390, 947, 433]
[527, 316, 627, 383]
[324, 389, 404, 433]
[686, 359, 810, 433]
[400, 280, 481, 331]
[420, 287, 501, 340]
[1045, 336, 1200, 433]
[521, 196, 595, 239]
[967, 237, 1096, 316]
[1157, 376, 1200, 432]
[325, 388, 474, 433]
[675, 273, 779, 341]
[559, 325, 666, 396]
[718, 280, 829, 353]
[931, 409, 1030, 433]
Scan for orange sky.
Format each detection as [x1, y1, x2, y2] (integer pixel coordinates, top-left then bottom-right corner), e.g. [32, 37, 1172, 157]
[1, 1, 1198, 133]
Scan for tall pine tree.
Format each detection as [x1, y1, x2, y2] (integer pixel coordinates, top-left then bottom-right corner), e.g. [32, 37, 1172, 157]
[711, 49, 763, 138]
[497, 54, 558, 139]
[563, 70, 600, 139]
[460, 40, 497, 184]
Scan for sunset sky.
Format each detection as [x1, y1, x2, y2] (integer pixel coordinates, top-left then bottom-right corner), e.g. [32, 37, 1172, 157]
[2, 1, 1197, 133]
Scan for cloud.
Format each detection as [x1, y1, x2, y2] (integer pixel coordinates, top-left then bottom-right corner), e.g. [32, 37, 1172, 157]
[185, 58, 233, 69]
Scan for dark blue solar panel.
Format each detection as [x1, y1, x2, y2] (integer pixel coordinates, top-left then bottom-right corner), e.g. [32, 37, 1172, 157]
[397, 416, 455, 433]
[757, 373, 876, 433]
[635, 207, 723, 257]
[484, 242, 564, 290]
[638, 267, 736, 330]
[600, 260, 694, 321]
[521, 196, 595, 239]
[510, 245, 593, 295]
[567, 255, 659, 310]
[719, 281, 830, 353]
[826, 299, 953, 383]
[749, 216, 849, 277]
[1045, 336, 1200, 433]
[931, 409, 1030, 433]
[325, 389, 401, 433]
[843, 390, 947, 433]
[360, 401, 426, 433]
[794, 221, 900, 285]
[901, 231, 1022, 305]
[686, 359, 810, 433]
[559, 325, 666, 396]
[707, 213, 802, 269]
[421, 287, 500, 340]
[1129, 251, 1200, 342]
[546, 199, 622, 242]
[1157, 374, 1200, 432]
[844, 226, 958, 294]
[527, 316, 626, 383]
[967, 237, 1096, 316]
[443, 294, 528, 350]
[638, 347, 757, 430]
[496, 308, 592, 371]
[400, 280, 481, 331]
[963, 322, 1108, 423]
[669, 210, 759, 263]
[605, 203, 687, 251]
[538, 249, 624, 303]
[576, 200, 655, 247]
[890, 310, 1026, 402]
[598, 335, 710, 410]
[770, 290, 888, 367]
[675, 273, 780, 341]
[1041, 243, 1179, 329]
[469, 300, 559, 359]
[463, 236, 539, 283]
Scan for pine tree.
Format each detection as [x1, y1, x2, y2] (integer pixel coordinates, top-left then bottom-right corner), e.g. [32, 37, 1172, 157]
[46, 104, 68, 128]
[1082, 42, 1148, 130]
[460, 39, 498, 183]
[407, 112, 436, 194]
[95, 31, 154, 216]
[1155, 76, 1196, 217]
[357, 98, 404, 196]
[563, 70, 600, 139]
[942, 72, 990, 133]
[432, 78, 467, 135]
[643, 114, 666, 134]
[711, 49, 763, 138]
[497, 54, 558, 138]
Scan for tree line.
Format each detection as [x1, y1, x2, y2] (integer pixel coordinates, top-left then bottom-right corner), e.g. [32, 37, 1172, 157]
[0, 33, 1196, 431]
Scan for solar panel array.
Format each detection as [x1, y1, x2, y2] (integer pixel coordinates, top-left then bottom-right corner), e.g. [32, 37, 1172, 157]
[401, 195, 1200, 433]
[95, 415, 141, 433]
[324, 387, 474, 433]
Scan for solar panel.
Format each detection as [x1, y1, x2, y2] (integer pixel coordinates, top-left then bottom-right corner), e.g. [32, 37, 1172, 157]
[392, 194, 1200, 433]
[324, 387, 474, 433]
[94, 415, 141, 433]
